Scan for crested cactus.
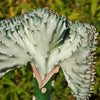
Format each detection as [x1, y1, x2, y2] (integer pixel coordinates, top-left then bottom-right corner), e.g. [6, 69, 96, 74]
[0, 8, 98, 100]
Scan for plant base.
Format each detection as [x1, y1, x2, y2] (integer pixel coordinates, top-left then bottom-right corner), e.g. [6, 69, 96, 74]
[33, 75, 55, 100]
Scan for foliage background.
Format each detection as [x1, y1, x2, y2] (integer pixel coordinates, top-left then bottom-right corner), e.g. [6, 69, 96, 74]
[0, 0, 100, 100]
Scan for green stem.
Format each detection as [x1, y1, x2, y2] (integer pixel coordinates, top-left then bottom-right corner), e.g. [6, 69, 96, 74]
[33, 75, 55, 100]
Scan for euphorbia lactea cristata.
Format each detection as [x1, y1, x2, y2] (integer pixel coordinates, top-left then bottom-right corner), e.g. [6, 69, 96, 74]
[0, 8, 98, 100]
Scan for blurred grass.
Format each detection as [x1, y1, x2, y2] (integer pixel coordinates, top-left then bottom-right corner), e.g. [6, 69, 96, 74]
[0, 0, 100, 100]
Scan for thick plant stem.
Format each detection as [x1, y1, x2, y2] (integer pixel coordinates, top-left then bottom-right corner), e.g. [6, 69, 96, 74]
[33, 75, 55, 100]
[30, 62, 60, 100]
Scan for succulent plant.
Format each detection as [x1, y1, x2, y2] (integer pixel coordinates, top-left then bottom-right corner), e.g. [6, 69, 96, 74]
[0, 8, 98, 100]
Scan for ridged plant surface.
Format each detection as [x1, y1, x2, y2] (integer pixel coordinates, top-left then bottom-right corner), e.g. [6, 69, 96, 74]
[0, 8, 98, 100]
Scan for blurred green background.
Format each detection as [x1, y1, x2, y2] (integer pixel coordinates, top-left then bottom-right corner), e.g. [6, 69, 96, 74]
[0, 0, 100, 100]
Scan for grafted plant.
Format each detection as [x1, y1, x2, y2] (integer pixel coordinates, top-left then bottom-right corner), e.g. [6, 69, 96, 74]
[0, 8, 98, 100]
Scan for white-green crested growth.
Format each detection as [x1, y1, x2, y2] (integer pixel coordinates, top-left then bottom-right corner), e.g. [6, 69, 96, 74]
[0, 8, 98, 100]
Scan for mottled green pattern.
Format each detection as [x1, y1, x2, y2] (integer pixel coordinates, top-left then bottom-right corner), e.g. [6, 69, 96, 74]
[0, 8, 68, 80]
[0, 8, 98, 100]
[60, 22, 98, 100]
